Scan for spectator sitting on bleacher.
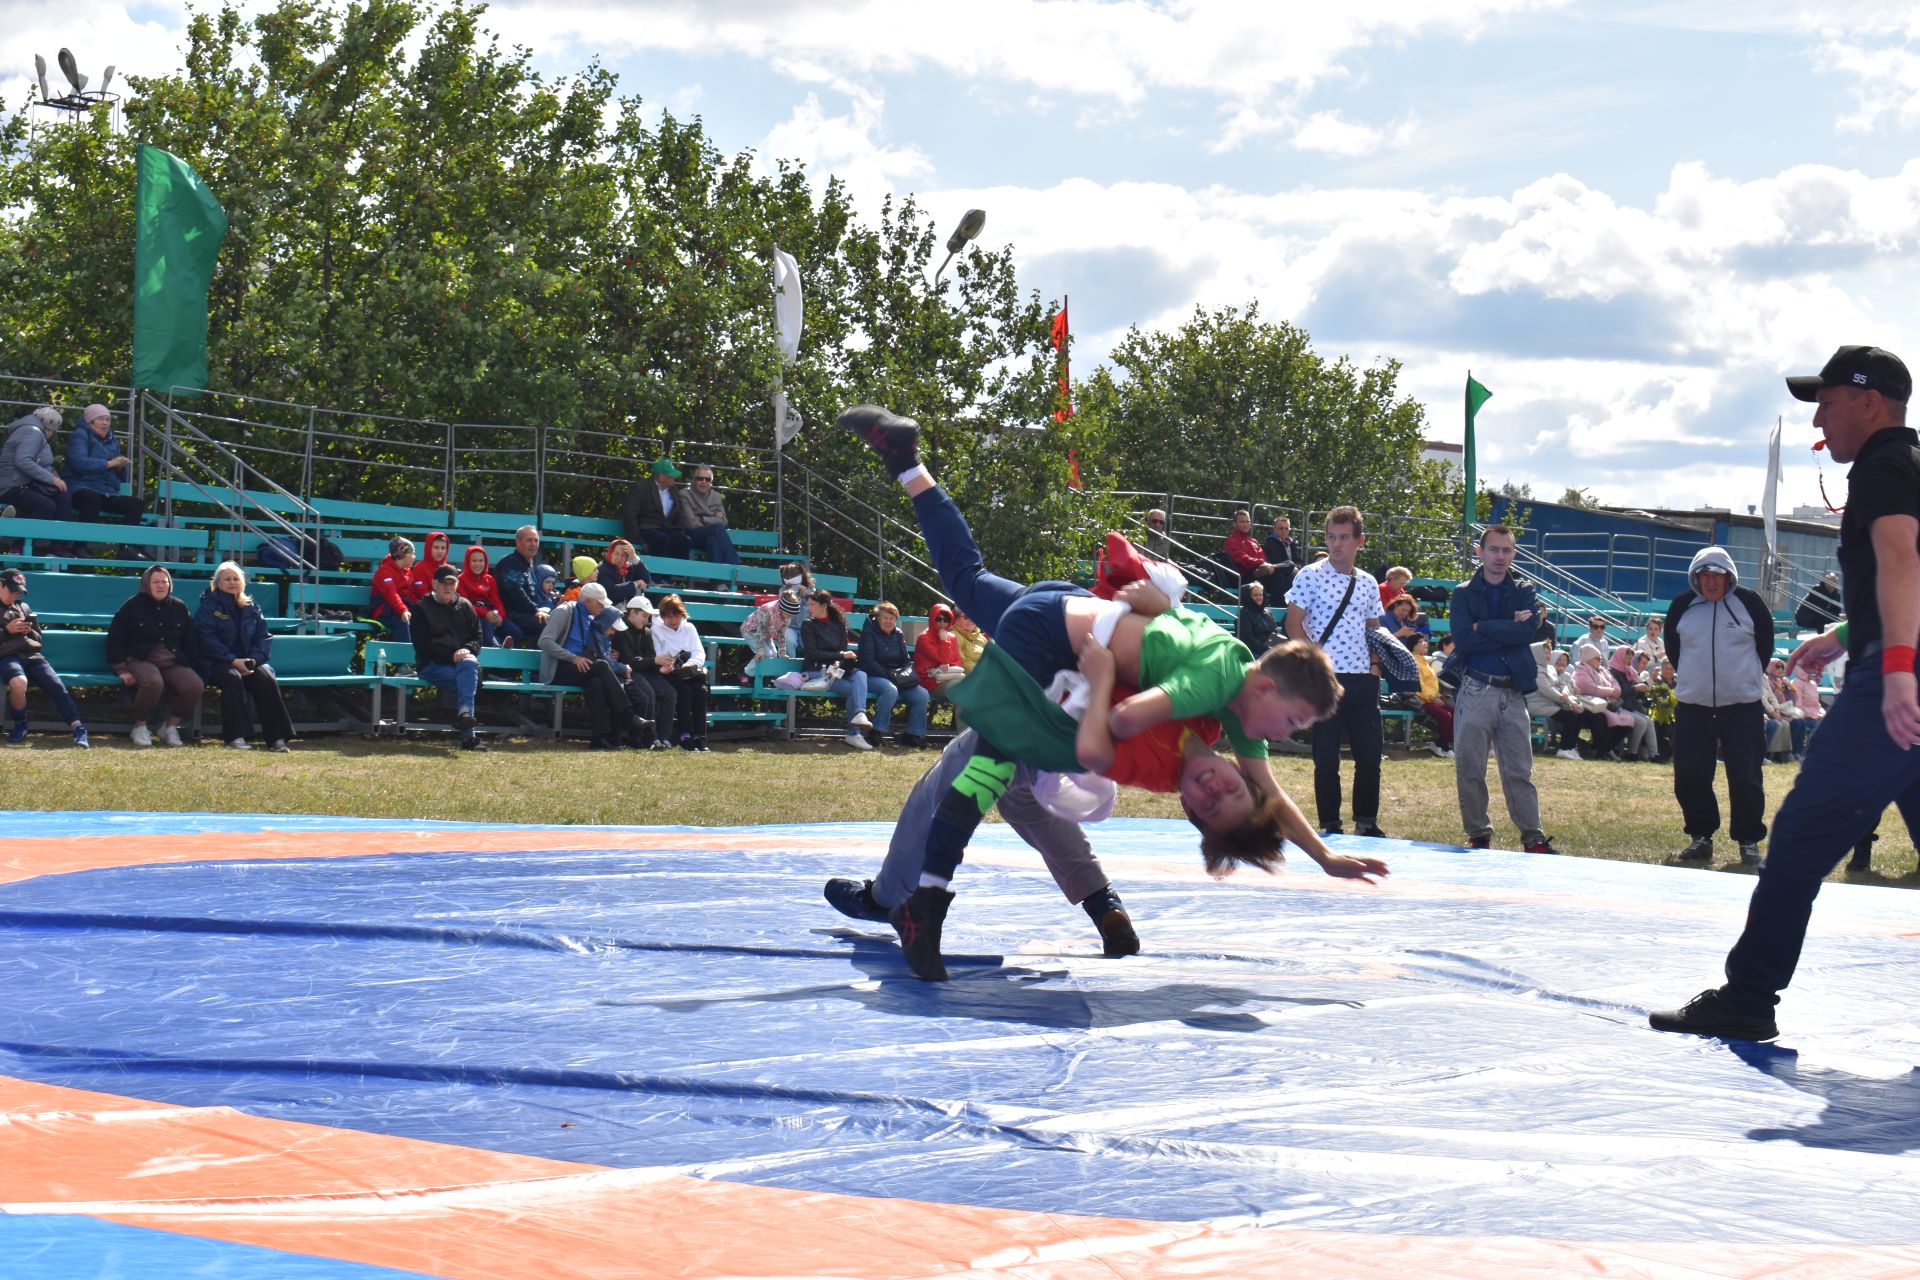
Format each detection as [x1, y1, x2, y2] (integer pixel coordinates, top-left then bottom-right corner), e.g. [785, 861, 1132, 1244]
[594, 538, 651, 605]
[408, 532, 452, 603]
[1378, 566, 1412, 610]
[608, 594, 674, 750]
[1573, 616, 1611, 664]
[778, 561, 814, 654]
[1237, 581, 1276, 654]
[413, 565, 486, 751]
[858, 601, 931, 747]
[63, 404, 145, 531]
[913, 602, 965, 698]
[1409, 634, 1453, 757]
[682, 465, 742, 566]
[1609, 645, 1659, 761]
[650, 594, 710, 751]
[107, 564, 202, 748]
[952, 606, 985, 672]
[0, 566, 89, 747]
[494, 525, 550, 641]
[1386, 594, 1430, 646]
[194, 560, 294, 752]
[1221, 510, 1270, 585]
[0, 407, 71, 525]
[623, 457, 696, 561]
[740, 587, 801, 666]
[369, 536, 415, 642]
[456, 544, 517, 648]
[531, 564, 559, 613]
[1632, 615, 1666, 667]
[1572, 647, 1628, 758]
[538, 581, 629, 750]
[560, 555, 598, 602]
[800, 589, 874, 751]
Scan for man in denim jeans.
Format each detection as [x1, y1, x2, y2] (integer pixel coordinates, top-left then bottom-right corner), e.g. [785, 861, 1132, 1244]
[412, 566, 485, 751]
[1443, 525, 1557, 854]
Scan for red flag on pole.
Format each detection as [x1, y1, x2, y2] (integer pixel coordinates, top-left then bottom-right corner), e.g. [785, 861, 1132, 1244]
[1049, 300, 1073, 423]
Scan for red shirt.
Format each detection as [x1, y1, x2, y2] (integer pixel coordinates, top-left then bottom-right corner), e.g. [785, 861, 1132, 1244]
[1102, 682, 1223, 793]
[1224, 530, 1266, 574]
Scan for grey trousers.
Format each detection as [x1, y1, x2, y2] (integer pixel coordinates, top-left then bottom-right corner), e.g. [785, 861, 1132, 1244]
[1452, 678, 1544, 843]
[872, 729, 1112, 910]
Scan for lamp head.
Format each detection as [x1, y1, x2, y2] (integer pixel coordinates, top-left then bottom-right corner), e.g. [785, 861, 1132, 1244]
[945, 208, 986, 254]
[58, 48, 87, 93]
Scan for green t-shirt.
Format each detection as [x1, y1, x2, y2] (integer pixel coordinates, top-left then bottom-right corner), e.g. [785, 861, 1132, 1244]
[1138, 608, 1265, 758]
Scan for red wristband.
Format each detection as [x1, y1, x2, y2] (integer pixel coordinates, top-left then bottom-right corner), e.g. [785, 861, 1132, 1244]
[1885, 645, 1918, 675]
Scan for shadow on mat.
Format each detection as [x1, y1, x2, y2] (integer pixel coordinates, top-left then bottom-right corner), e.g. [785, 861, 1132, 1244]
[626, 932, 1360, 1032]
[1730, 1040, 1920, 1153]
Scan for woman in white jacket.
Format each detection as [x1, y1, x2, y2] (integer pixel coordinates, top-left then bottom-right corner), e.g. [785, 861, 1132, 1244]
[650, 594, 710, 751]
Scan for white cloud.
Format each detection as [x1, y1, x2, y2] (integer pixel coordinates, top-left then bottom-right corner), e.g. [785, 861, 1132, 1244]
[758, 88, 933, 209]
[1287, 110, 1419, 157]
[483, 0, 1563, 150]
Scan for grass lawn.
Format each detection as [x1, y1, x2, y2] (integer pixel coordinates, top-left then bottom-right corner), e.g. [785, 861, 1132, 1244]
[7, 734, 1914, 883]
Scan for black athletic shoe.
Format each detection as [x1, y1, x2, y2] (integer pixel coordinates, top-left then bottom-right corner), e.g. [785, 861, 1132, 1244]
[453, 707, 477, 731]
[1355, 824, 1388, 839]
[460, 735, 489, 752]
[1648, 988, 1778, 1041]
[1524, 837, 1560, 855]
[1467, 835, 1493, 849]
[889, 885, 954, 981]
[838, 404, 922, 477]
[823, 877, 889, 923]
[1081, 888, 1139, 958]
[1677, 836, 1713, 862]
[588, 737, 620, 752]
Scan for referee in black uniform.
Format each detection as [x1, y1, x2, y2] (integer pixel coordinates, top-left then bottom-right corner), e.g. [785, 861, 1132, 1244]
[1653, 345, 1920, 1040]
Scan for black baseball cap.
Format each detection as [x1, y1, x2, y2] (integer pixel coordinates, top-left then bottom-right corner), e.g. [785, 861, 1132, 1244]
[0, 568, 24, 593]
[432, 565, 459, 582]
[1786, 345, 1912, 404]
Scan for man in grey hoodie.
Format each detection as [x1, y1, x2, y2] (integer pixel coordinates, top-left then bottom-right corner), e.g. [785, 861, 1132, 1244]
[1662, 545, 1774, 866]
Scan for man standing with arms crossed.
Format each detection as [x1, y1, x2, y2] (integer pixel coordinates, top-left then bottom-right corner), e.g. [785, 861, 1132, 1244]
[1653, 345, 1920, 1040]
[1284, 506, 1386, 837]
[1445, 525, 1558, 854]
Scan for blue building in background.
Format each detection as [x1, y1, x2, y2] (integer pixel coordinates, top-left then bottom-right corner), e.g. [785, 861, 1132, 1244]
[1486, 497, 1839, 612]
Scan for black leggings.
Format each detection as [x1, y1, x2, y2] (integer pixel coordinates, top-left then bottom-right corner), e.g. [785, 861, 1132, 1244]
[213, 665, 293, 743]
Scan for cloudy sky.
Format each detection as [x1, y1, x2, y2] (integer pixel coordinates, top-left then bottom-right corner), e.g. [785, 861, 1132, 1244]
[22, 2, 1920, 513]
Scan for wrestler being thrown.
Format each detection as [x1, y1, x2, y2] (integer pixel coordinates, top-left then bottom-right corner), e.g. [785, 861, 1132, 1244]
[837, 404, 1389, 980]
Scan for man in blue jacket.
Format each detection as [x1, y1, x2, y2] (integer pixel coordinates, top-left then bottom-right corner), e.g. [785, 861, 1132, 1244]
[1443, 524, 1557, 854]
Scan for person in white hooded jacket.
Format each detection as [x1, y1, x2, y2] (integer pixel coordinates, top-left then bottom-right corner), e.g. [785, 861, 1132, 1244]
[1662, 545, 1775, 866]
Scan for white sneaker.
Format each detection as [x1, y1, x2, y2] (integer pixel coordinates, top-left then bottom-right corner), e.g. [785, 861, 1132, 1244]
[129, 724, 153, 748]
[850, 712, 872, 729]
[1427, 742, 1446, 757]
[844, 730, 874, 750]
[226, 738, 253, 750]
[1555, 748, 1580, 760]
[159, 724, 183, 747]
[268, 739, 290, 753]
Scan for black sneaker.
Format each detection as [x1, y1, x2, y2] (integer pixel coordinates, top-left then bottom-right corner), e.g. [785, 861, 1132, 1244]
[588, 737, 620, 752]
[823, 877, 889, 922]
[1738, 842, 1762, 867]
[1648, 988, 1778, 1041]
[1467, 834, 1493, 849]
[1355, 824, 1388, 838]
[461, 735, 489, 752]
[888, 885, 954, 981]
[838, 404, 922, 477]
[1677, 835, 1713, 862]
[1523, 837, 1560, 855]
[453, 707, 478, 731]
[1081, 888, 1139, 958]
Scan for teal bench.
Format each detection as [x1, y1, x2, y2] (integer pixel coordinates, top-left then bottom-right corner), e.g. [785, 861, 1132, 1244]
[1, 515, 211, 565]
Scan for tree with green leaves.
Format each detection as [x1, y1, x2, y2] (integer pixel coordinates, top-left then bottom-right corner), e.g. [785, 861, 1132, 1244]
[1074, 304, 1462, 577]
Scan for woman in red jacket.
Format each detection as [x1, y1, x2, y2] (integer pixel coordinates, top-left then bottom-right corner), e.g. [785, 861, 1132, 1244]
[912, 602, 965, 697]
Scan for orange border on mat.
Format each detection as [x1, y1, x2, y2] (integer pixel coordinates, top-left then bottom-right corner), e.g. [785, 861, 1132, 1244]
[6, 1074, 1919, 1280]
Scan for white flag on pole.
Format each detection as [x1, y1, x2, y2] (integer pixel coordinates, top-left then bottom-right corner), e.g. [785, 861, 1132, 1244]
[772, 247, 802, 366]
[772, 388, 801, 449]
[1762, 415, 1781, 555]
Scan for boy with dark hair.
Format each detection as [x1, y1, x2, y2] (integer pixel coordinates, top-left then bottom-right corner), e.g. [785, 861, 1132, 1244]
[1283, 505, 1385, 837]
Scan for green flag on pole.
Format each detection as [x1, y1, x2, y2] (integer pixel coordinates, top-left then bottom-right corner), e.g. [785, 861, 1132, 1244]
[132, 145, 228, 393]
[1463, 372, 1492, 535]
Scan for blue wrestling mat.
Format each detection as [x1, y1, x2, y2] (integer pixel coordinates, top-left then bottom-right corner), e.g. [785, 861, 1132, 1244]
[1, 812, 1917, 1278]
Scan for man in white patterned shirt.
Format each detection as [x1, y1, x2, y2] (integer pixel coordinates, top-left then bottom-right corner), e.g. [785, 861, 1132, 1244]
[1283, 506, 1386, 837]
